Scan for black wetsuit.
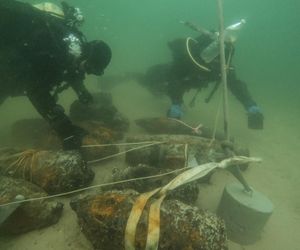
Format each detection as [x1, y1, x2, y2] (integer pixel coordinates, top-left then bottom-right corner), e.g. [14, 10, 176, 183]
[142, 34, 256, 110]
[0, 0, 91, 145]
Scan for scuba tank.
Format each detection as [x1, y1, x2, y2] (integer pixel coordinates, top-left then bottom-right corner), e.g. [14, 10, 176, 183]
[33, 1, 84, 28]
[200, 19, 246, 63]
[33, 2, 65, 18]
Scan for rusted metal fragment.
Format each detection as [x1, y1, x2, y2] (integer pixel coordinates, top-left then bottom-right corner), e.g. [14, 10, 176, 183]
[0, 176, 63, 235]
[70, 190, 228, 250]
[0, 149, 94, 194]
[124, 135, 249, 193]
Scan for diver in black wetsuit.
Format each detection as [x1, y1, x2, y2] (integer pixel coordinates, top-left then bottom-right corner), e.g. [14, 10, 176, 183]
[140, 23, 264, 129]
[0, 1, 112, 150]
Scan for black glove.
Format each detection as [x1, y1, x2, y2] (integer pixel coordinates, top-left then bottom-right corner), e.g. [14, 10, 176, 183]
[41, 103, 88, 150]
[247, 105, 264, 129]
[62, 125, 88, 150]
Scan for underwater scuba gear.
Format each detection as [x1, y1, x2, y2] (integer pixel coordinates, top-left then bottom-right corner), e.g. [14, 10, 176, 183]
[187, 44, 233, 106]
[33, 2, 84, 28]
[180, 20, 215, 39]
[33, 2, 64, 18]
[200, 38, 220, 64]
[186, 37, 211, 72]
[0, 0, 112, 153]
[200, 19, 246, 63]
[63, 33, 82, 58]
[61, 1, 84, 27]
[224, 19, 246, 43]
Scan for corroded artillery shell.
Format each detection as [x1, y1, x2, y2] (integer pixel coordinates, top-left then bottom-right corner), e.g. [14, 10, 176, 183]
[111, 165, 199, 205]
[70, 190, 227, 250]
[125, 134, 249, 167]
[78, 121, 119, 161]
[135, 117, 229, 141]
[0, 149, 95, 194]
[0, 176, 63, 235]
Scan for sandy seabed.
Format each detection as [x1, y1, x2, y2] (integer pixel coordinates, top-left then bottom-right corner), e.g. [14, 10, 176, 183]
[0, 80, 299, 250]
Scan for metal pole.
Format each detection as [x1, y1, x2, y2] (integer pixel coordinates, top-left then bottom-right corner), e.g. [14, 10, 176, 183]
[217, 0, 230, 141]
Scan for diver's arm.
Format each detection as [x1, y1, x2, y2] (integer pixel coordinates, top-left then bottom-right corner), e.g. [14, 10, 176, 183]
[227, 68, 256, 109]
[70, 79, 93, 105]
[66, 71, 93, 105]
[26, 87, 86, 149]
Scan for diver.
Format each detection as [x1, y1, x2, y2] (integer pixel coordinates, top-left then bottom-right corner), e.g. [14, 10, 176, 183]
[0, 0, 112, 150]
[140, 20, 264, 129]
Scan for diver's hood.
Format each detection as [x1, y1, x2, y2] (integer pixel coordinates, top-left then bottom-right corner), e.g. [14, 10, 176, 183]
[82, 40, 112, 76]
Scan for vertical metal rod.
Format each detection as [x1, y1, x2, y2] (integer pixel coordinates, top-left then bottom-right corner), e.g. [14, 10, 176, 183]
[217, 0, 230, 141]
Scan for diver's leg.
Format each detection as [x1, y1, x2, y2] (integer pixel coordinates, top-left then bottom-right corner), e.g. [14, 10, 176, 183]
[140, 64, 170, 96]
[166, 80, 185, 105]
